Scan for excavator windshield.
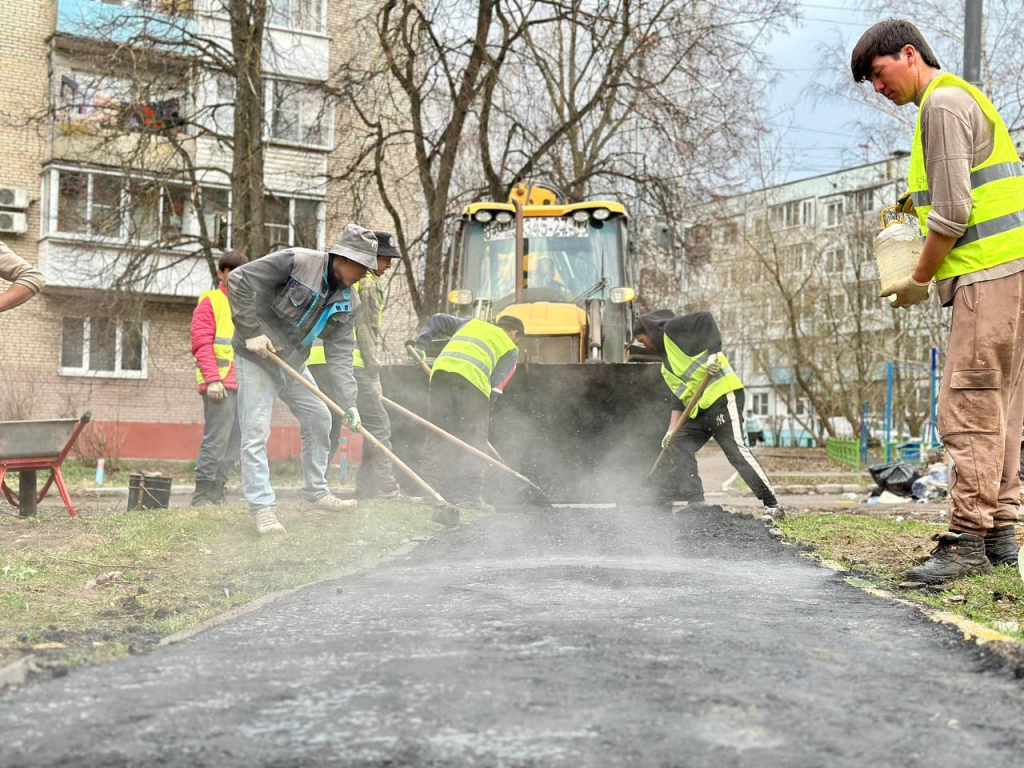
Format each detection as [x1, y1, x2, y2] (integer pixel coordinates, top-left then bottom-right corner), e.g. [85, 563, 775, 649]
[459, 215, 626, 310]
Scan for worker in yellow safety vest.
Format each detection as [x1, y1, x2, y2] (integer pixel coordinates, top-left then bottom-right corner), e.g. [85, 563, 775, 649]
[852, 18, 1023, 582]
[308, 231, 401, 497]
[633, 309, 784, 521]
[408, 314, 524, 511]
[190, 250, 248, 506]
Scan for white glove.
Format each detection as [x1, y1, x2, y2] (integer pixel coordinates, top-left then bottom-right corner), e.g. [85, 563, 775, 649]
[883, 275, 931, 309]
[706, 353, 722, 374]
[206, 381, 227, 402]
[245, 335, 276, 358]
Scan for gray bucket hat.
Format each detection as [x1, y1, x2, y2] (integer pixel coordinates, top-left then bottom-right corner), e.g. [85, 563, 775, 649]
[328, 224, 378, 270]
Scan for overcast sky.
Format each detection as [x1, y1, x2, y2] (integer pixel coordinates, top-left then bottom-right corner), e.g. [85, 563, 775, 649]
[764, 2, 902, 181]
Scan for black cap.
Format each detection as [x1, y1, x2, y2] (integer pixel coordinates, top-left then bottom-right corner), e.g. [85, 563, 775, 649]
[374, 231, 399, 259]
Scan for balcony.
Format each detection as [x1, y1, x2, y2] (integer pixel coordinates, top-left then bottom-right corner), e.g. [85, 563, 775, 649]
[56, 0, 196, 47]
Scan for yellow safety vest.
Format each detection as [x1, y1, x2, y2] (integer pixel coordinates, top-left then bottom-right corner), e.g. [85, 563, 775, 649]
[909, 73, 1024, 280]
[431, 318, 516, 398]
[661, 336, 742, 418]
[307, 275, 384, 368]
[195, 287, 234, 386]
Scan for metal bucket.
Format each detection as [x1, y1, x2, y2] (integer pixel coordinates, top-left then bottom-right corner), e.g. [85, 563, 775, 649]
[127, 474, 172, 510]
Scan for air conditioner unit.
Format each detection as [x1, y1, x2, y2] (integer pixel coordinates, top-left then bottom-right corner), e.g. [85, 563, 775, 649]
[0, 187, 28, 209]
[0, 211, 28, 234]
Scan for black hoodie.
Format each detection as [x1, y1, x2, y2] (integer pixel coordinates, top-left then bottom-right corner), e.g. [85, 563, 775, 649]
[637, 310, 723, 358]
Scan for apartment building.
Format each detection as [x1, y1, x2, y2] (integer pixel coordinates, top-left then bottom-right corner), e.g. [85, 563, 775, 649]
[680, 151, 956, 443]
[0, 0, 411, 461]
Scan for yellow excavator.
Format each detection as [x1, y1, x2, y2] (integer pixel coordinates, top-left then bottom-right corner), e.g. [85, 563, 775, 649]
[386, 183, 672, 503]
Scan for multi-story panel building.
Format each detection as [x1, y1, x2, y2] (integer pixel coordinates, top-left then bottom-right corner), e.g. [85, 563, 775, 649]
[0, 0, 414, 461]
[679, 137, 1023, 444]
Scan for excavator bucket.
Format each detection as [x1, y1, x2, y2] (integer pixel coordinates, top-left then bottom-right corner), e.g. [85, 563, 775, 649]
[381, 361, 675, 504]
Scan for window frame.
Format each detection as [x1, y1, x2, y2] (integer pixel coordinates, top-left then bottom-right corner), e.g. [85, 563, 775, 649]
[264, 77, 334, 150]
[752, 392, 770, 417]
[59, 316, 150, 380]
[267, 0, 328, 36]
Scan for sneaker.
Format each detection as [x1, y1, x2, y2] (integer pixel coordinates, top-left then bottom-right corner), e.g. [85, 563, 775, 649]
[985, 524, 1019, 567]
[762, 504, 786, 522]
[904, 531, 992, 584]
[254, 506, 286, 536]
[302, 494, 358, 514]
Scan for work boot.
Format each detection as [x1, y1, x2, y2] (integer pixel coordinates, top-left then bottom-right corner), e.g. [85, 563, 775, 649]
[302, 494, 358, 515]
[985, 524, 1019, 567]
[254, 506, 286, 536]
[904, 531, 992, 584]
[762, 504, 786, 522]
[208, 481, 227, 505]
[191, 480, 215, 507]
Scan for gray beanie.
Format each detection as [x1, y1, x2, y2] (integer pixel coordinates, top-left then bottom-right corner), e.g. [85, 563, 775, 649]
[328, 224, 378, 270]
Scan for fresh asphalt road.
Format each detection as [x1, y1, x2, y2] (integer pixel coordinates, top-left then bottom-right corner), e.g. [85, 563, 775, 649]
[2, 504, 1023, 767]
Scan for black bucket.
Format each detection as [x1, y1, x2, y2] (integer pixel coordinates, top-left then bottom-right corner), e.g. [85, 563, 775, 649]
[126, 473, 172, 511]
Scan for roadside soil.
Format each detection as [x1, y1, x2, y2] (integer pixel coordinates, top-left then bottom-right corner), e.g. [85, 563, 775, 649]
[777, 511, 1024, 641]
[0, 497, 456, 678]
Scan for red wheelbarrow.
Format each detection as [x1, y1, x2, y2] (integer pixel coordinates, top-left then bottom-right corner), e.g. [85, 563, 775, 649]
[0, 413, 91, 517]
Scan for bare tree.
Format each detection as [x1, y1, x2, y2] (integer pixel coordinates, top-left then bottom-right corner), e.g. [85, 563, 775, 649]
[332, 0, 796, 320]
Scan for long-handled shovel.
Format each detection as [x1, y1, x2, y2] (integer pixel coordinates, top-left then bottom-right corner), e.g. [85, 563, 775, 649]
[381, 394, 547, 497]
[405, 343, 510, 466]
[648, 370, 714, 478]
[267, 352, 460, 525]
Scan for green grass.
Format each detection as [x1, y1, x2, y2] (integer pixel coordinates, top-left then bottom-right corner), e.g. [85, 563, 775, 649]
[56, 458, 306, 491]
[0, 499, 465, 668]
[779, 514, 1024, 640]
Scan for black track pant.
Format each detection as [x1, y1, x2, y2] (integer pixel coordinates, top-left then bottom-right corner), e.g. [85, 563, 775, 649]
[661, 390, 777, 507]
[423, 371, 490, 503]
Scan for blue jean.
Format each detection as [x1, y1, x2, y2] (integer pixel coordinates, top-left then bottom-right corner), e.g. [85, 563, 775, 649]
[236, 355, 332, 511]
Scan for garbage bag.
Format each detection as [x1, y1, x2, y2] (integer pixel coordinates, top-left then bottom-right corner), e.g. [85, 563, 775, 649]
[868, 462, 921, 496]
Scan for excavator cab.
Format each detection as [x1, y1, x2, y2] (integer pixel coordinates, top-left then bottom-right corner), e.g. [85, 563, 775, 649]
[445, 184, 636, 364]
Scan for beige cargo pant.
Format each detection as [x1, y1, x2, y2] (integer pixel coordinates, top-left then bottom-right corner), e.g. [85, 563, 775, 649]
[938, 271, 1024, 535]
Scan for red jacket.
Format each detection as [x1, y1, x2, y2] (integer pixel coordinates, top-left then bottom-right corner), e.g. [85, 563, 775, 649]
[191, 284, 237, 392]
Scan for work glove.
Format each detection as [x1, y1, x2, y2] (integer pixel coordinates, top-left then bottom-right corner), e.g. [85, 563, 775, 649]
[410, 347, 427, 363]
[245, 334, 276, 358]
[206, 381, 227, 403]
[897, 192, 916, 217]
[882, 275, 930, 309]
[706, 353, 722, 374]
[342, 407, 361, 431]
[662, 432, 673, 449]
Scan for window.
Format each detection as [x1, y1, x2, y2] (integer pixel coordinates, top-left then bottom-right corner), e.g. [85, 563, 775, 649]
[825, 247, 846, 273]
[846, 187, 879, 214]
[127, 181, 161, 242]
[268, 80, 329, 147]
[161, 185, 190, 242]
[60, 316, 148, 378]
[824, 199, 844, 228]
[801, 199, 815, 227]
[211, 73, 235, 136]
[97, 0, 192, 15]
[685, 224, 711, 263]
[57, 172, 88, 233]
[269, 0, 324, 33]
[293, 199, 320, 249]
[91, 175, 122, 236]
[752, 393, 769, 416]
[265, 196, 291, 250]
[201, 187, 230, 250]
[769, 198, 815, 230]
[58, 70, 184, 133]
[264, 195, 323, 250]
